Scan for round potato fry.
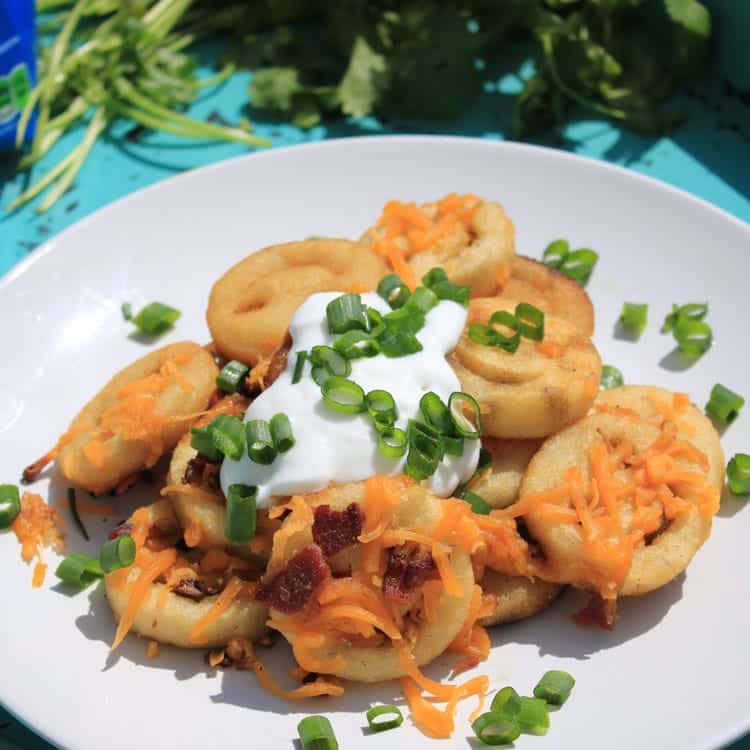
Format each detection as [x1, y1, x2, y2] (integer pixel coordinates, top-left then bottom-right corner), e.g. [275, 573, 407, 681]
[478, 570, 562, 627]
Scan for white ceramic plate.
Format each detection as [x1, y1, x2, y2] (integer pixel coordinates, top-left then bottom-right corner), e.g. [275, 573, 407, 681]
[1, 137, 749, 750]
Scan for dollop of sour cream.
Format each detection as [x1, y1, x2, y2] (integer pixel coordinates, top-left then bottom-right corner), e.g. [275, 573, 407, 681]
[220, 292, 479, 508]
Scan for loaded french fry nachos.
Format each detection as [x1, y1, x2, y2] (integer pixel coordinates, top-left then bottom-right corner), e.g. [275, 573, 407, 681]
[3, 193, 745, 747]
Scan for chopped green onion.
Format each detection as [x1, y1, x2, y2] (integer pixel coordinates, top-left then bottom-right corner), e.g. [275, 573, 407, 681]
[310, 345, 352, 378]
[460, 489, 492, 515]
[216, 360, 249, 393]
[542, 239, 570, 268]
[190, 424, 222, 462]
[366, 390, 398, 429]
[377, 274, 411, 309]
[130, 301, 181, 334]
[297, 715, 338, 750]
[533, 670, 575, 706]
[443, 435, 464, 457]
[517, 697, 550, 735]
[269, 413, 295, 453]
[422, 267, 449, 289]
[515, 303, 545, 341]
[333, 330, 380, 359]
[600, 365, 624, 390]
[55, 552, 104, 589]
[321, 376, 366, 414]
[246, 420, 277, 465]
[468, 322, 499, 347]
[620, 302, 648, 334]
[67, 487, 89, 541]
[449, 392, 482, 439]
[471, 712, 521, 746]
[405, 286, 439, 314]
[121, 302, 132, 321]
[673, 316, 713, 356]
[490, 686, 522, 717]
[432, 279, 471, 307]
[311, 366, 331, 386]
[419, 392, 453, 435]
[0, 484, 21, 529]
[367, 307, 386, 338]
[661, 302, 708, 334]
[488, 310, 521, 353]
[405, 419, 443, 480]
[559, 248, 599, 284]
[99, 535, 136, 574]
[225, 484, 257, 543]
[378, 427, 408, 459]
[383, 307, 426, 336]
[705, 384, 744, 424]
[208, 414, 246, 461]
[380, 332, 423, 358]
[366, 704, 404, 732]
[727, 454, 750, 496]
[292, 351, 308, 384]
[326, 293, 367, 334]
[478, 447, 493, 473]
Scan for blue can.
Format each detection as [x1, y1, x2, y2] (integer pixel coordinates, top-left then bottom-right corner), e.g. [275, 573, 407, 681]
[0, 0, 36, 150]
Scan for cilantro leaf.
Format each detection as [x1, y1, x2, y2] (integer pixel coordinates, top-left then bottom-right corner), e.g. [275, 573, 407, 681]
[250, 67, 302, 112]
[664, 0, 711, 77]
[337, 36, 388, 118]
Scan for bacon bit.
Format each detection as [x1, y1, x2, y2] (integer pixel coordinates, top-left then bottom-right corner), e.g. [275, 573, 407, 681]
[382, 545, 437, 603]
[146, 641, 160, 659]
[535, 341, 564, 359]
[32, 561, 47, 589]
[109, 520, 133, 540]
[573, 594, 617, 630]
[312, 503, 364, 557]
[256, 545, 330, 614]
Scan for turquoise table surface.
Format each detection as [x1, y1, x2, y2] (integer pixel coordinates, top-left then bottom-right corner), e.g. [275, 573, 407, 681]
[0, 49, 749, 750]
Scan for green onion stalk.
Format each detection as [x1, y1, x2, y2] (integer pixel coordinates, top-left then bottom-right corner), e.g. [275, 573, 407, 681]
[11, 0, 271, 214]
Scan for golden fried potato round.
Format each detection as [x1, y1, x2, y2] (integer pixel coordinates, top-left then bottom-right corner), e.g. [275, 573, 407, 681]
[58, 342, 217, 494]
[207, 239, 389, 365]
[478, 570, 562, 627]
[104, 501, 268, 648]
[520, 413, 715, 598]
[594, 385, 725, 489]
[360, 197, 515, 296]
[467, 438, 542, 509]
[449, 300, 602, 438]
[496, 255, 595, 336]
[269, 485, 475, 683]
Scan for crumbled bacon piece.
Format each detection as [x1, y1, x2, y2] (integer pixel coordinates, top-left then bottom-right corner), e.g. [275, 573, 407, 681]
[312, 503, 364, 557]
[173, 577, 222, 602]
[573, 594, 617, 631]
[109, 520, 133, 540]
[256, 545, 330, 613]
[182, 455, 221, 489]
[382, 545, 437, 603]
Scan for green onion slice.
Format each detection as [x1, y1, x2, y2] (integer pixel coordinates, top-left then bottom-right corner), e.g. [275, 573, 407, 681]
[383, 307, 426, 336]
[216, 360, 249, 393]
[406, 286, 439, 314]
[67, 487, 89, 541]
[419, 391, 453, 435]
[225, 484, 257, 544]
[600, 364, 624, 390]
[661, 302, 708, 333]
[517, 696, 550, 735]
[378, 427, 408, 459]
[449, 392, 482, 439]
[326, 293, 367, 333]
[558, 248, 599, 284]
[460, 489, 492, 515]
[208, 414, 246, 461]
[727, 454, 750, 496]
[311, 366, 331, 386]
[432, 279, 470, 307]
[468, 322, 499, 347]
[515, 303, 545, 341]
[488, 310, 521, 353]
[292, 351, 308, 384]
[99, 535, 136, 574]
[55, 552, 104, 589]
[405, 419, 443, 480]
[366, 389, 398, 429]
[333, 330, 380, 359]
[673, 316, 713, 356]
[380, 332, 423, 358]
[246, 420, 277, 465]
[121, 302, 133, 321]
[477, 447, 493, 473]
[471, 712, 521, 746]
[443, 435, 464, 457]
[130, 301, 181, 334]
[533, 670, 576, 706]
[0, 484, 21, 529]
[366, 704, 404, 732]
[297, 715, 339, 750]
[705, 384, 744, 424]
[377, 274, 411, 309]
[321, 376, 366, 414]
[367, 307, 386, 338]
[490, 686, 521, 717]
[620, 302, 648, 334]
[190, 424, 222, 462]
[422, 267, 449, 289]
[310, 345, 352, 378]
[542, 239, 570, 268]
[270, 413, 295, 453]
